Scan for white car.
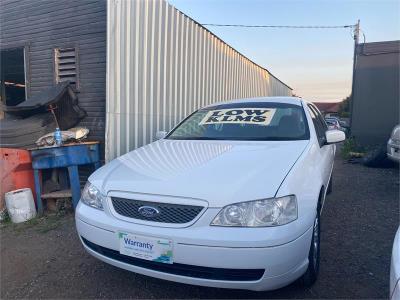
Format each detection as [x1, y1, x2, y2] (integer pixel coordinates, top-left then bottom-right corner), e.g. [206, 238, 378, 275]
[390, 227, 400, 299]
[387, 125, 400, 163]
[75, 97, 345, 291]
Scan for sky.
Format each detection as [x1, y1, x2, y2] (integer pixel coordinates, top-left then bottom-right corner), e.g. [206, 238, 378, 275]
[168, 0, 400, 102]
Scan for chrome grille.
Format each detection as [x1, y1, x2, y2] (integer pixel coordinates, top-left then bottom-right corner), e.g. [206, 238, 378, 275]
[111, 197, 204, 224]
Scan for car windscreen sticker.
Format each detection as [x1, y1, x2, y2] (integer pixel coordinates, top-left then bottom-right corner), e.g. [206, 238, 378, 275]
[199, 108, 277, 126]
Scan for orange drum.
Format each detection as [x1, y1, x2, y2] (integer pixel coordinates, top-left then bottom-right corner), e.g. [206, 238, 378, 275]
[0, 148, 36, 212]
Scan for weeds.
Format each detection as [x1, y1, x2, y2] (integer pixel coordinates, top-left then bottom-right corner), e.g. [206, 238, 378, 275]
[0, 212, 67, 234]
[36, 214, 63, 233]
[341, 137, 365, 159]
[0, 211, 11, 226]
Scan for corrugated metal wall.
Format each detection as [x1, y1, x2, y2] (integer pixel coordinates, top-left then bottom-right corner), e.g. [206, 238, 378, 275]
[351, 41, 400, 146]
[106, 0, 292, 161]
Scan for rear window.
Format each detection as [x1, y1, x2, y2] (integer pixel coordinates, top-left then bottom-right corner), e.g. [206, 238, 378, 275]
[167, 102, 310, 141]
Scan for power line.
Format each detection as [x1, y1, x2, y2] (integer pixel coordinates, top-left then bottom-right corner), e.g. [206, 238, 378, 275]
[201, 23, 356, 29]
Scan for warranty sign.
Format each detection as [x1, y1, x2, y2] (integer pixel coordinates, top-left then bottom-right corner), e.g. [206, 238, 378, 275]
[199, 108, 276, 126]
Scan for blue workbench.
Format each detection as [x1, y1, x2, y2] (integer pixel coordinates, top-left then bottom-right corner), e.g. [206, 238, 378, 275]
[30, 141, 101, 215]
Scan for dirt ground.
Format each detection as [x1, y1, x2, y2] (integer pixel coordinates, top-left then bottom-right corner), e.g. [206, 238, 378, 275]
[1, 156, 399, 299]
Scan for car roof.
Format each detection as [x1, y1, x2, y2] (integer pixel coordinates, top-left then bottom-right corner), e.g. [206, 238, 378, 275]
[203, 96, 304, 108]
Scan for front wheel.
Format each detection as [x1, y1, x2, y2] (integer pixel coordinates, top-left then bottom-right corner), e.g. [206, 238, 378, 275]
[301, 212, 320, 287]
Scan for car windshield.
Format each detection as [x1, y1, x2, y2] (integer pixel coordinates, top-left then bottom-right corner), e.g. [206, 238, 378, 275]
[326, 120, 336, 125]
[325, 119, 339, 125]
[167, 102, 310, 141]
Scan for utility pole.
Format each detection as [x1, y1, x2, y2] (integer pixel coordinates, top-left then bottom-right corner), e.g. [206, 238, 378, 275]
[349, 19, 360, 133]
[354, 19, 360, 45]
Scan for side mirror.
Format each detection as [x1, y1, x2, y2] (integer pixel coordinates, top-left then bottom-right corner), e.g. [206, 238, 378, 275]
[156, 131, 167, 140]
[325, 129, 345, 144]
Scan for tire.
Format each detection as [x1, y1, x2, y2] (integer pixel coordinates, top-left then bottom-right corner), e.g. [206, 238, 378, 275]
[301, 209, 321, 287]
[327, 176, 333, 194]
[363, 144, 392, 168]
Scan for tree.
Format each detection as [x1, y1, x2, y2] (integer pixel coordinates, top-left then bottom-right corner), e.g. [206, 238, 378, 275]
[338, 95, 351, 117]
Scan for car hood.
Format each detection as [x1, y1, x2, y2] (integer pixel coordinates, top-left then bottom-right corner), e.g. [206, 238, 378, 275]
[90, 139, 309, 207]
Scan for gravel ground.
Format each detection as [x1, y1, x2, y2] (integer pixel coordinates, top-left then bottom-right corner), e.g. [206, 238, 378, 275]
[1, 156, 399, 299]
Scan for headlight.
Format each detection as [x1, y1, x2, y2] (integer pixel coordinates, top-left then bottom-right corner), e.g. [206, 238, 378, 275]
[211, 195, 297, 227]
[80, 181, 105, 210]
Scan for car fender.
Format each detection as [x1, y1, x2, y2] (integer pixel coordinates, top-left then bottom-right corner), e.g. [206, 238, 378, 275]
[275, 141, 324, 231]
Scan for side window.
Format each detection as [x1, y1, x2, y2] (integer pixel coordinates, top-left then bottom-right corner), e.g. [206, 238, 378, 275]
[307, 104, 326, 146]
[312, 105, 328, 132]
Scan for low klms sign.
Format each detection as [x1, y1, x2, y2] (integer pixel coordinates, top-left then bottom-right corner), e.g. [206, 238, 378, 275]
[199, 108, 276, 126]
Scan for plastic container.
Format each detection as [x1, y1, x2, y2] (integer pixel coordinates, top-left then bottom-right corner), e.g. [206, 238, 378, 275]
[54, 128, 62, 146]
[0, 148, 36, 212]
[5, 188, 37, 223]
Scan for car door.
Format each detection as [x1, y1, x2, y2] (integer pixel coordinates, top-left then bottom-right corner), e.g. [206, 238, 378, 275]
[307, 104, 334, 190]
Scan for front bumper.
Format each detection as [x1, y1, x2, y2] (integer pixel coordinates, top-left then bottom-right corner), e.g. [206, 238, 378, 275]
[76, 202, 312, 291]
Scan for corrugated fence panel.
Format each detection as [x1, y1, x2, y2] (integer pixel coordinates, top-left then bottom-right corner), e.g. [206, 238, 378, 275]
[106, 0, 292, 161]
